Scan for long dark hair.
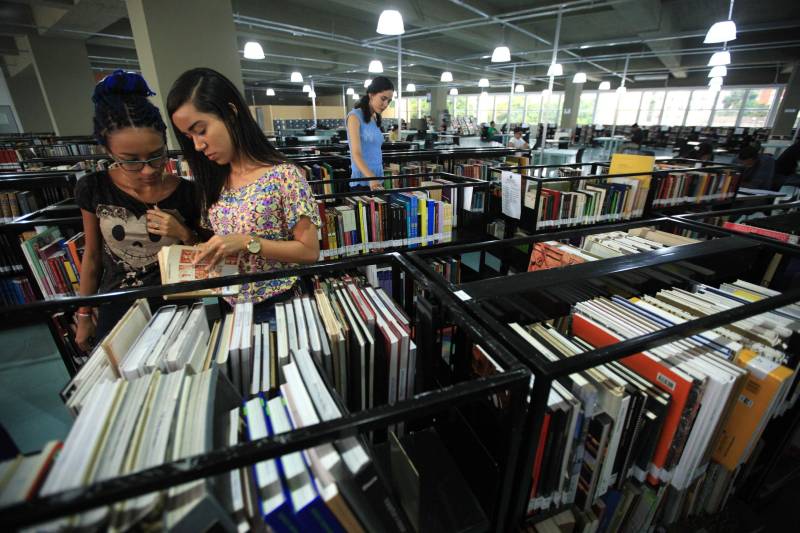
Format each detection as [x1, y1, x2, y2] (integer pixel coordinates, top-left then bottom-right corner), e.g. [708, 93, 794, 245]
[355, 76, 394, 128]
[166, 68, 286, 209]
[92, 70, 166, 147]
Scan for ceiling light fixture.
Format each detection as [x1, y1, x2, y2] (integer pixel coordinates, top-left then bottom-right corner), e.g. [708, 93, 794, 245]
[368, 60, 383, 73]
[441, 71, 453, 82]
[491, 46, 510, 63]
[243, 41, 265, 60]
[572, 72, 587, 84]
[346, 87, 355, 95]
[709, 76, 724, 87]
[352, 92, 359, 100]
[478, 78, 490, 87]
[598, 81, 611, 90]
[705, 0, 737, 43]
[480, 91, 489, 97]
[547, 63, 563, 77]
[616, 85, 627, 94]
[376, 9, 405, 35]
[541, 88, 551, 97]
[406, 83, 416, 92]
[514, 84, 525, 93]
[708, 50, 731, 66]
[302, 84, 311, 93]
[266, 88, 275, 96]
[708, 65, 728, 77]
[290, 72, 303, 83]
[364, 78, 371, 88]
[308, 90, 316, 98]
[449, 87, 458, 95]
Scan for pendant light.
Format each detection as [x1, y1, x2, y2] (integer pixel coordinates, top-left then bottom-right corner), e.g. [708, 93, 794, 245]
[406, 83, 416, 92]
[598, 81, 611, 90]
[491, 46, 510, 63]
[364, 79, 371, 88]
[368, 60, 384, 73]
[704, 0, 737, 43]
[346, 87, 355, 95]
[541, 88, 551, 97]
[308, 90, 316, 98]
[547, 7, 564, 79]
[708, 65, 728, 78]
[514, 84, 525, 93]
[376, 9, 405, 35]
[352, 92, 359, 100]
[290, 72, 303, 83]
[572, 72, 587, 84]
[709, 76, 724, 87]
[243, 41, 265, 60]
[302, 84, 311, 93]
[449, 87, 458, 96]
[478, 78, 490, 88]
[708, 51, 731, 66]
[441, 71, 453, 82]
[266, 88, 275, 96]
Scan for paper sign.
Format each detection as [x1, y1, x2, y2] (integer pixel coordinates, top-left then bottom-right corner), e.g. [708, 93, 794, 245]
[501, 170, 522, 219]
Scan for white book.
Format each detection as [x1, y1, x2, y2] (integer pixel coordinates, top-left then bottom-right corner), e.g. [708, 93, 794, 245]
[285, 301, 298, 356]
[229, 303, 245, 394]
[302, 297, 322, 363]
[261, 324, 271, 394]
[120, 306, 177, 380]
[293, 298, 309, 352]
[243, 397, 286, 516]
[251, 321, 263, 396]
[240, 302, 254, 395]
[275, 303, 290, 383]
[145, 306, 188, 373]
[100, 299, 152, 377]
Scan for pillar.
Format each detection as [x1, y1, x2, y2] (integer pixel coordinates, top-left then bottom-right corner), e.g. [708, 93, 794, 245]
[0, 69, 22, 133]
[772, 62, 800, 137]
[560, 80, 583, 132]
[127, 0, 244, 146]
[20, 34, 95, 136]
[5, 64, 52, 133]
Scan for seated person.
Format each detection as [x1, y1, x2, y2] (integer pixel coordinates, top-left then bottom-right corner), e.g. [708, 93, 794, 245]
[388, 124, 400, 142]
[508, 127, 530, 149]
[487, 121, 502, 143]
[738, 145, 776, 191]
[690, 141, 714, 162]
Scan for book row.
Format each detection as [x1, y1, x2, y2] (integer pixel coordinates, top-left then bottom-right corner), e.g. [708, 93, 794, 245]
[0, 186, 72, 222]
[17, 227, 84, 299]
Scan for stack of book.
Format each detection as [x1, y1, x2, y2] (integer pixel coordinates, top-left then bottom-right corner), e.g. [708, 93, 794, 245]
[0, 186, 73, 222]
[721, 211, 800, 245]
[0, 148, 20, 171]
[316, 188, 456, 260]
[652, 164, 739, 207]
[0, 441, 61, 508]
[510, 279, 798, 529]
[18, 227, 84, 299]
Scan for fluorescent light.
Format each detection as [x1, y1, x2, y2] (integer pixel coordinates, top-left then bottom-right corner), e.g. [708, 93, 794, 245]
[376, 9, 404, 35]
[449, 87, 458, 95]
[243, 41, 265, 60]
[634, 74, 668, 81]
[708, 65, 728, 77]
[514, 84, 524, 93]
[364, 78, 371, 88]
[406, 83, 416, 92]
[704, 20, 737, 43]
[478, 78, 490, 87]
[346, 87, 355, 95]
[290, 71, 303, 83]
[616, 85, 627, 94]
[547, 63, 563, 76]
[352, 92, 359, 100]
[572, 72, 587, 83]
[709, 76, 724, 87]
[302, 84, 311, 93]
[368, 60, 383, 73]
[491, 46, 510, 63]
[440, 71, 453, 82]
[708, 50, 731, 66]
[266, 88, 275, 96]
[598, 81, 611, 90]
[308, 90, 316, 98]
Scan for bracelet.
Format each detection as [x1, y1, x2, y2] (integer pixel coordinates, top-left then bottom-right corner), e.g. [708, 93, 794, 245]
[76, 312, 92, 318]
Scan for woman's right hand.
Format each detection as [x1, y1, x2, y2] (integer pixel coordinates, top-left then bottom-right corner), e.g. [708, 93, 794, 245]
[369, 180, 384, 191]
[75, 314, 96, 352]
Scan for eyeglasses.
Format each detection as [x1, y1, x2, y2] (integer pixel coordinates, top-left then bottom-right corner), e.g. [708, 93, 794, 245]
[110, 149, 168, 172]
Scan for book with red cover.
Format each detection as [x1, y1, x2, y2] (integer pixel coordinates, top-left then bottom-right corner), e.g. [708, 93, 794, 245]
[528, 242, 587, 272]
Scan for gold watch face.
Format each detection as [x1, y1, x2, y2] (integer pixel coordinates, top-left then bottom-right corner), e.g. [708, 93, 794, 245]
[247, 238, 261, 254]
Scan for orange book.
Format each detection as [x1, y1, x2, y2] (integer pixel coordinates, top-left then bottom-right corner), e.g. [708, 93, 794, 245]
[529, 412, 551, 502]
[711, 349, 794, 471]
[527, 242, 586, 272]
[571, 313, 696, 485]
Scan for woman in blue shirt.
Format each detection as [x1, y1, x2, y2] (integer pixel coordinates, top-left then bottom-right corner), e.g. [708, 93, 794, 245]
[347, 76, 394, 190]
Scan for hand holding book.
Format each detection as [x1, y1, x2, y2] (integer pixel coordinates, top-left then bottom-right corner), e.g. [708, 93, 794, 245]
[192, 234, 249, 268]
[157, 244, 240, 298]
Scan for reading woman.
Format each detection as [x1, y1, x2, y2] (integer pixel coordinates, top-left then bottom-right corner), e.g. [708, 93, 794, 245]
[167, 68, 320, 323]
[75, 70, 201, 350]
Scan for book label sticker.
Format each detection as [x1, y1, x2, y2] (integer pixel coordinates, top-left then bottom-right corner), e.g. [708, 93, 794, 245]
[656, 372, 677, 391]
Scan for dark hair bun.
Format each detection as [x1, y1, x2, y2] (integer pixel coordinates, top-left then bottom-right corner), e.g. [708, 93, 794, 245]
[93, 69, 156, 104]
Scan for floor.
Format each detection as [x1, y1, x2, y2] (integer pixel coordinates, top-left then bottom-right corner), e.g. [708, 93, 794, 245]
[0, 323, 73, 454]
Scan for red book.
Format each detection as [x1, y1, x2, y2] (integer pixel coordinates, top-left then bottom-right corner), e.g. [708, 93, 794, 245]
[529, 412, 551, 501]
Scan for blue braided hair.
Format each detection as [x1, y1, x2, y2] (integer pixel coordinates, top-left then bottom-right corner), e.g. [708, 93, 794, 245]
[92, 70, 167, 146]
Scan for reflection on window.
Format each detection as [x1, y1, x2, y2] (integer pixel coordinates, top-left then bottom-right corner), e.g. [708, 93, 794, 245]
[740, 88, 776, 128]
[638, 91, 665, 125]
[577, 92, 598, 125]
[685, 89, 716, 126]
[661, 91, 691, 126]
[711, 89, 746, 126]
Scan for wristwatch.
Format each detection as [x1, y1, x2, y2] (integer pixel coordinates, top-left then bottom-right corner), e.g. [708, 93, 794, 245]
[246, 236, 262, 255]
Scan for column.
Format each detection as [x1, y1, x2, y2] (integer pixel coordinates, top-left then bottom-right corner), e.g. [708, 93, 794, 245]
[5, 64, 52, 133]
[127, 0, 244, 146]
[430, 87, 448, 127]
[771, 62, 800, 137]
[560, 80, 583, 132]
[18, 34, 95, 136]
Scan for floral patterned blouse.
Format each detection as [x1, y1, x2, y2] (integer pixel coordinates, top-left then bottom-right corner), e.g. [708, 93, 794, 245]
[207, 163, 321, 304]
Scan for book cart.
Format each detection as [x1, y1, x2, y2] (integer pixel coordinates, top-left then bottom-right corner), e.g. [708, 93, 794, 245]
[489, 158, 743, 237]
[405, 217, 800, 530]
[0, 252, 533, 533]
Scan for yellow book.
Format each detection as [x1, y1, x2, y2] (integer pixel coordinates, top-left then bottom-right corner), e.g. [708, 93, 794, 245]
[413, 192, 429, 246]
[443, 202, 453, 243]
[63, 260, 80, 292]
[711, 349, 794, 471]
[609, 153, 655, 216]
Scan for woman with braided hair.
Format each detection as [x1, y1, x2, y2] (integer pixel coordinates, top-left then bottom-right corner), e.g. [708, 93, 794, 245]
[74, 70, 203, 350]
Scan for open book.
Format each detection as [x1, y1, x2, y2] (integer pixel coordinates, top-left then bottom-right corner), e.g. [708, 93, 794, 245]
[157, 245, 240, 299]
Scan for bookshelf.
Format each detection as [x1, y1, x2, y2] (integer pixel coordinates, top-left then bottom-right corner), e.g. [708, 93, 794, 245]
[406, 218, 800, 529]
[0, 252, 531, 533]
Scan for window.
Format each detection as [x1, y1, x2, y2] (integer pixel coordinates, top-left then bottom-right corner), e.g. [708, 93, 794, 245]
[685, 89, 716, 126]
[638, 91, 665, 125]
[661, 90, 690, 126]
[542, 92, 563, 126]
[466, 95, 478, 118]
[576, 92, 597, 125]
[477, 92, 492, 124]
[407, 97, 419, 120]
[510, 95, 526, 124]
[447, 96, 455, 117]
[419, 96, 430, 119]
[594, 92, 617, 125]
[740, 88, 777, 128]
[617, 91, 642, 125]
[711, 88, 747, 126]
[525, 94, 542, 124]
[494, 95, 509, 125]
[454, 95, 468, 117]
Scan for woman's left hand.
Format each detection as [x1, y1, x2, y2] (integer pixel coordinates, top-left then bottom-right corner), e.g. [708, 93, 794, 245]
[146, 206, 190, 240]
[193, 234, 249, 268]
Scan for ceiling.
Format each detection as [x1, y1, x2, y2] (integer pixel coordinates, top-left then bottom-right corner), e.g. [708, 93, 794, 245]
[2, 0, 800, 103]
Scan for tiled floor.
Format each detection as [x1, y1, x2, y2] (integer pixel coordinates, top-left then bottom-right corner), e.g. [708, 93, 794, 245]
[0, 323, 73, 454]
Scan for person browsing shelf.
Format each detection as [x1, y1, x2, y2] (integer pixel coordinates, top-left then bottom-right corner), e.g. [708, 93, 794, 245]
[168, 68, 320, 323]
[74, 70, 202, 351]
[346, 76, 394, 191]
[508, 127, 530, 149]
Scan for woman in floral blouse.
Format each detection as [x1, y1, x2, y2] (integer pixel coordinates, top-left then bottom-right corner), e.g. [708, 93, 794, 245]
[167, 68, 320, 319]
